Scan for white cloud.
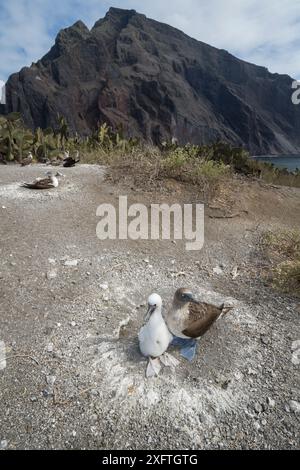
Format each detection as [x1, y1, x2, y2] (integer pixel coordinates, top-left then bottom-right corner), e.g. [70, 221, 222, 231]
[0, 0, 300, 82]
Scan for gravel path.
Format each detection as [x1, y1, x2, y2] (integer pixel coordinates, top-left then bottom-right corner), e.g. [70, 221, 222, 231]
[0, 164, 299, 450]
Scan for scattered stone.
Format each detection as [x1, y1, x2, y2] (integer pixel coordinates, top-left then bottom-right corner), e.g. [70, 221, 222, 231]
[64, 259, 78, 267]
[267, 397, 275, 408]
[254, 402, 263, 414]
[46, 270, 57, 280]
[0, 439, 8, 450]
[291, 340, 300, 365]
[221, 379, 231, 390]
[291, 339, 300, 350]
[231, 266, 239, 279]
[247, 368, 257, 376]
[30, 396, 37, 402]
[46, 343, 54, 353]
[253, 421, 261, 431]
[1, 206, 6, 210]
[285, 403, 292, 414]
[143, 258, 149, 264]
[46, 375, 56, 387]
[260, 334, 271, 345]
[213, 265, 223, 275]
[48, 258, 56, 264]
[99, 283, 108, 290]
[70, 321, 76, 327]
[43, 376, 56, 397]
[289, 400, 300, 414]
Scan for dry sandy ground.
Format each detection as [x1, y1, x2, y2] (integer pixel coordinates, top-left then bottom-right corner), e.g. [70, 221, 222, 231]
[0, 164, 299, 450]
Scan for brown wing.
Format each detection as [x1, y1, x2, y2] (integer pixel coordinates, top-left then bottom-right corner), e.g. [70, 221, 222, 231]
[22, 177, 53, 189]
[182, 302, 222, 338]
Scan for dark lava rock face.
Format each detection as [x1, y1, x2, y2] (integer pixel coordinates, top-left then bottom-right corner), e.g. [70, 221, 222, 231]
[4, 7, 300, 154]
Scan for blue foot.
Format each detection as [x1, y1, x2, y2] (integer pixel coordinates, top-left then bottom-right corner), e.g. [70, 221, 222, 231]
[171, 336, 197, 362]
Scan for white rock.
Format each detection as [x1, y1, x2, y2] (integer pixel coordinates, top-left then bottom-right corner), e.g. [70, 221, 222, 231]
[289, 400, 300, 414]
[213, 266, 223, 275]
[99, 283, 108, 290]
[144, 258, 149, 264]
[291, 340, 300, 351]
[46, 343, 54, 353]
[46, 375, 56, 387]
[0, 439, 8, 449]
[48, 258, 56, 265]
[231, 266, 239, 279]
[1, 206, 6, 210]
[70, 321, 76, 327]
[253, 421, 261, 431]
[291, 340, 300, 365]
[46, 270, 57, 280]
[267, 397, 275, 408]
[64, 259, 78, 267]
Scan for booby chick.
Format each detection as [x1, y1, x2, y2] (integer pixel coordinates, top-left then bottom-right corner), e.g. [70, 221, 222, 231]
[21, 171, 60, 189]
[166, 288, 233, 361]
[138, 293, 177, 377]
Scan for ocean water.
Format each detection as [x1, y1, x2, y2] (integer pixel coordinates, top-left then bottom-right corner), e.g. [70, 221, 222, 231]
[252, 155, 300, 172]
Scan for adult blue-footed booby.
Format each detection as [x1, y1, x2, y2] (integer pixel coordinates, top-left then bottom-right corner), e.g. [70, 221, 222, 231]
[138, 293, 177, 377]
[21, 171, 60, 189]
[166, 288, 233, 361]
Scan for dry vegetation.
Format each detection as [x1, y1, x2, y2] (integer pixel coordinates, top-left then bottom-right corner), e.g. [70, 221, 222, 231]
[261, 229, 300, 296]
[1, 112, 300, 199]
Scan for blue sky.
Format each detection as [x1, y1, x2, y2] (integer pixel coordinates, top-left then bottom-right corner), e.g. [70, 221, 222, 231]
[1, 0, 300, 90]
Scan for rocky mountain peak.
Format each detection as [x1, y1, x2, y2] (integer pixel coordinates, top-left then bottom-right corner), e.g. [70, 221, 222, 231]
[4, 8, 300, 154]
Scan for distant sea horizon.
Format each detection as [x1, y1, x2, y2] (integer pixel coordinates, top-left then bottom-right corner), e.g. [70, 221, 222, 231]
[251, 155, 300, 172]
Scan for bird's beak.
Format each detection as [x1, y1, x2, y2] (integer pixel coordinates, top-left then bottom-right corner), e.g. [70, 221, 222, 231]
[144, 304, 155, 322]
[190, 296, 200, 304]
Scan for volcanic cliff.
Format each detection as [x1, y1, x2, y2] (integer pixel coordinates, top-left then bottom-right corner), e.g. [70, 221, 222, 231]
[4, 7, 300, 154]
